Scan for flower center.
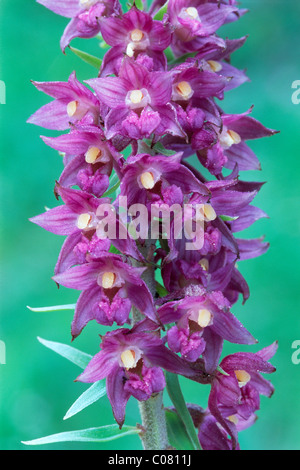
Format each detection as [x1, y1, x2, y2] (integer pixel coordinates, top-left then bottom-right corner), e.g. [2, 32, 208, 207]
[176, 81, 193, 100]
[130, 29, 144, 42]
[207, 60, 223, 73]
[85, 146, 102, 164]
[228, 415, 239, 425]
[219, 129, 242, 148]
[129, 89, 144, 105]
[140, 171, 155, 189]
[79, 0, 97, 9]
[120, 349, 137, 369]
[199, 258, 209, 271]
[234, 370, 251, 388]
[202, 204, 217, 221]
[185, 7, 199, 19]
[67, 100, 78, 117]
[197, 309, 212, 328]
[76, 213, 92, 230]
[101, 271, 116, 289]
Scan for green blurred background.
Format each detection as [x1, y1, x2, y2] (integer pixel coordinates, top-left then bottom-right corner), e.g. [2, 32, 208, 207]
[0, 0, 299, 450]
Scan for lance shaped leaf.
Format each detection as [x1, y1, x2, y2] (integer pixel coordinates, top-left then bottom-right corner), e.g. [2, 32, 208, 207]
[166, 372, 201, 450]
[64, 382, 107, 420]
[37, 337, 92, 369]
[22, 425, 140, 446]
[69, 47, 102, 70]
[165, 409, 195, 451]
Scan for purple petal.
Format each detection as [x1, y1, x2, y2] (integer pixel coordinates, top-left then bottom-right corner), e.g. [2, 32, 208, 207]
[208, 383, 239, 449]
[122, 107, 161, 140]
[221, 352, 276, 374]
[106, 366, 131, 427]
[30, 205, 77, 235]
[154, 104, 186, 138]
[230, 205, 269, 232]
[257, 341, 278, 362]
[71, 284, 103, 338]
[55, 231, 83, 275]
[223, 113, 278, 140]
[202, 329, 223, 374]
[105, 107, 130, 140]
[211, 189, 257, 216]
[126, 280, 158, 323]
[236, 237, 269, 260]
[224, 141, 261, 171]
[86, 77, 128, 108]
[77, 350, 118, 383]
[199, 414, 236, 450]
[211, 311, 256, 345]
[53, 262, 100, 290]
[27, 100, 71, 130]
[150, 21, 172, 50]
[37, 0, 80, 18]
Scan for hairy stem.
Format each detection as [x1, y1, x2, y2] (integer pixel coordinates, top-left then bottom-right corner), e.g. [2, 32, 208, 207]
[132, 240, 169, 450]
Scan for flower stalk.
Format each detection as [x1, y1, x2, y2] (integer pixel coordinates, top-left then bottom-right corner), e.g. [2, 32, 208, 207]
[137, 392, 169, 450]
[132, 239, 169, 450]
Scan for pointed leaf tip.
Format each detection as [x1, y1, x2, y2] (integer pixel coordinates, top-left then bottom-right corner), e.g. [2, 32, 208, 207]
[69, 47, 102, 70]
[22, 425, 140, 446]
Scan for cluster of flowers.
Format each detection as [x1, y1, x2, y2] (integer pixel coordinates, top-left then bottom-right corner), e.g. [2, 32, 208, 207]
[29, 0, 277, 450]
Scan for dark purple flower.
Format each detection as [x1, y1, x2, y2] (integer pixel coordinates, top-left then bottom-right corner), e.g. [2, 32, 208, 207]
[52, 253, 159, 335]
[37, 0, 122, 51]
[41, 124, 122, 197]
[30, 185, 111, 274]
[76, 327, 207, 425]
[119, 152, 210, 207]
[194, 36, 250, 94]
[168, 0, 239, 45]
[157, 290, 255, 369]
[197, 107, 278, 175]
[99, 6, 172, 76]
[27, 72, 100, 131]
[208, 342, 277, 449]
[86, 58, 185, 140]
[171, 65, 229, 103]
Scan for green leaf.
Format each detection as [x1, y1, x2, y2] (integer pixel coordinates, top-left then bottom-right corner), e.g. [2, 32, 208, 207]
[219, 215, 239, 222]
[153, 142, 177, 156]
[165, 410, 195, 451]
[102, 179, 120, 198]
[109, 244, 122, 255]
[216, 365, 230, 376]
[22, 425, 140, 446]
[134, 0, 144, 10]
[154, 2, 168, 20]
[69, 47, 102, 69]
[169, 52, 196, 66]
[37, 337, 92, 370]
[156, 281, 169, 298]
[166, 372, 201, 450]
[102, 171, 120, 199]
[165, 46, 175, 62]
[126, 0, 143, 11]
[27, 304, 76, 312]
[64, 382, 107, 420]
